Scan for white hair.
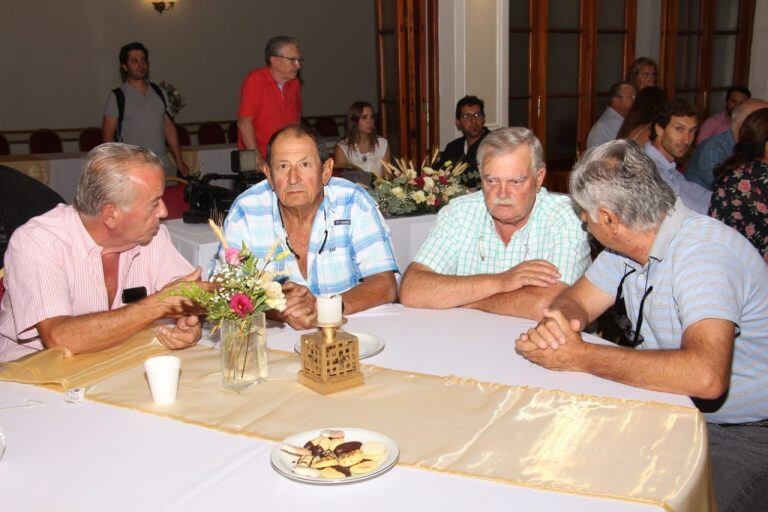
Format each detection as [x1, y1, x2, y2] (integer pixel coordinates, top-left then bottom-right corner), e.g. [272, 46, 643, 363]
[570, 139, 676, 232]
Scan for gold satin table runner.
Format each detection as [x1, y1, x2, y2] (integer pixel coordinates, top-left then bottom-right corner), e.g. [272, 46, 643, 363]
[0, 329, 168, 391]
[82, 344, 712, 512]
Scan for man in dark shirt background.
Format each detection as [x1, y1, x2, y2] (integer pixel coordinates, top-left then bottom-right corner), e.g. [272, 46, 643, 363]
[440, 95, 490, 188]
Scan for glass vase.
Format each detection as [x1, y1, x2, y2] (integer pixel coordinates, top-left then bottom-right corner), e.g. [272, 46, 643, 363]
[219, 313, 267, 392]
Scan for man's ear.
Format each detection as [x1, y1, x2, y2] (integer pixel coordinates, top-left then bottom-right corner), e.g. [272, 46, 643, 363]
[653, 122, 664, 141]
[322, 156, 334, 185]
[600, 207, 621, 234]
[101, 204, 120, 229]
[262, 162, 274, 188]
[535, 167, 546, 190]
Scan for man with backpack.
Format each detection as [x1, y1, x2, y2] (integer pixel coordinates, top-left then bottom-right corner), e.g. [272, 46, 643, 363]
[102, 42, 188, 177]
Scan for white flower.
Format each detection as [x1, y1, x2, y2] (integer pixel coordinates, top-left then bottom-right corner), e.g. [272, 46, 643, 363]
[405, 169, 417, 180]
[264, 281, 286, 312]
[426, 194, 436, 206]
[422, 176, 435, 191]
[411, 190, 426, 204]
[391, 186, 406, 199]
[423, 167, 435, 175]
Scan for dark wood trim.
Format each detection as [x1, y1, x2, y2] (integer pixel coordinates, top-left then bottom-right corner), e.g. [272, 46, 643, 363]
[529, 0, 547, 146]
[734, 0, 755, 86]
[696, 0, 714, 117]
[577, 0, 596, 153]
[427, 0, 440, 154]
[623, 0, 637, 70]
[374, 0, 388, 139]
[659, 0, 679, 96]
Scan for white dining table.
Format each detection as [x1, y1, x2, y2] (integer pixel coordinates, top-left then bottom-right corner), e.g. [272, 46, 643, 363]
[0, 305, 703, 512]
[164, 213, 438, 277]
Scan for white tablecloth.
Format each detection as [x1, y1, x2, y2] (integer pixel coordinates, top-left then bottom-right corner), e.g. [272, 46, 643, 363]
[0, 306, 702, 511]
[164, 214, 438, 277]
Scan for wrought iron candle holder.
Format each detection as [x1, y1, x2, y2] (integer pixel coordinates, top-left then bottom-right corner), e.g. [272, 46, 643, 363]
[298, 319, 364, 394]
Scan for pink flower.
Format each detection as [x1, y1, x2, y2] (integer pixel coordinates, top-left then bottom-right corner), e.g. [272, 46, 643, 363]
[230, 293, 254, 317]
[225, 247, 243, 265]
[738, 180, 751, 193]
[745, 224, 756, 236]
[756, 202, 767, 214]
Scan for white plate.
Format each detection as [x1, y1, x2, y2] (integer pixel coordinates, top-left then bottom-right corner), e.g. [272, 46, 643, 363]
[270, 427, 399, 485]
[294, 332, 385, 359]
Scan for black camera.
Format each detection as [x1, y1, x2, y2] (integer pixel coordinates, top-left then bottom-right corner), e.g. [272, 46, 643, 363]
[181, 150, 266, 224]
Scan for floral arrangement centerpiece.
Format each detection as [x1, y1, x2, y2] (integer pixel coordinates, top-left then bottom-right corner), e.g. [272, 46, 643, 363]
[370, 149, 469, 216]
[175, 220, 288, 391]
[158, 80, 186, 116]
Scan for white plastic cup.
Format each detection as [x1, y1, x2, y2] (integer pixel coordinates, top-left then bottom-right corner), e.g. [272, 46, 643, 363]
[144, 356, 181, 405]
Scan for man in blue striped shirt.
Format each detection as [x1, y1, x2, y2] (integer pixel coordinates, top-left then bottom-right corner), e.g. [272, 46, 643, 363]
[223, 124, 398, 329]
[516, 139, 768, 511]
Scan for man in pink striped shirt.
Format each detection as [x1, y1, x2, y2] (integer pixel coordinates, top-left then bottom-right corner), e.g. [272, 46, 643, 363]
[0, 143, 207, 362]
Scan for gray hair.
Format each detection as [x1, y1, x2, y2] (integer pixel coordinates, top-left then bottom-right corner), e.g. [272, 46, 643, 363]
[73, 142, 163, 216]
[264, 35, 301, 65]
[570, 139, 676, 232]
[476, 127, 545, 176]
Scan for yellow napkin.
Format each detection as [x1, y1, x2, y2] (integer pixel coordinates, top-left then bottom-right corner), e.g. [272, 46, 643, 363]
[0, 329, 167, 390]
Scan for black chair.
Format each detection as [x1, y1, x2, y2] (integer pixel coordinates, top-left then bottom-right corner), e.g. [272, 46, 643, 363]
[175, 124, 191, 146]
[227, 121, 239, 144]
[78, 127, 102, 152]
[0, 165, 65, 267]
[314, 116, 339, 137]
[29, 129, 63, 154]
[0, 134, 9, 155]
[198, 122, 226, 145]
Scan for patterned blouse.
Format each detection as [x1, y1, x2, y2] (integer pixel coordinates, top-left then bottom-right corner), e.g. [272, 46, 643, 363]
[709, 159, 768, 262]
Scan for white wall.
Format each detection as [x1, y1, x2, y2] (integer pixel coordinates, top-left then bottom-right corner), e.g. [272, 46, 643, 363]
[437, 0, 508, 148]
[0, 0, 377, 132]
[635, 0, 661, 62]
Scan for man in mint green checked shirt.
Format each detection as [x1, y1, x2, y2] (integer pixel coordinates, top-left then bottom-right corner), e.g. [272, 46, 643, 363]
[400, 127, 590, 320]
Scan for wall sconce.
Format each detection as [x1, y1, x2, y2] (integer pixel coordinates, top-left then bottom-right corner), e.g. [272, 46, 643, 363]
[152, 1, 175, 14]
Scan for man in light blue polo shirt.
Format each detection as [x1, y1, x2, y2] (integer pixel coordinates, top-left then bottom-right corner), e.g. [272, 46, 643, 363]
[643, 98, 711, 213]
[224, 124, 398, 329]
[516, 139, 768, 511]
[400, 127, 590, 320]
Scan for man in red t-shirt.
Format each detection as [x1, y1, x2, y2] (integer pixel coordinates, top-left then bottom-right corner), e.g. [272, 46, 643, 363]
[237, 36, 303, 167]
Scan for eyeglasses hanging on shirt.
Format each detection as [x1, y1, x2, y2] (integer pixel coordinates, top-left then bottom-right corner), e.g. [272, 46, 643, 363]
[612, 265, 654, 348]
[278, 207, 329, 260]
[476, 225, 531, 264]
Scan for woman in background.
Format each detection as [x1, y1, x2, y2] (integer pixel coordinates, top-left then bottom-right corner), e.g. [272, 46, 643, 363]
[617, 86, 667, 146]
[626, 57, 659, 91]
[334, 101, 391, 178]
[709, 107, 768, 262]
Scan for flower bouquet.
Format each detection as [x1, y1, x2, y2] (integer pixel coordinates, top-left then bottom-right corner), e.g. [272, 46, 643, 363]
[175, 220, 289, 391]
[370, 149, 469, 216]
[158, 80, 186, 116]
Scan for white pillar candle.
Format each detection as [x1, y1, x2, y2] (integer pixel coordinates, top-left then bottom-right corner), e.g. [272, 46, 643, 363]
[317, 295, 342, 324]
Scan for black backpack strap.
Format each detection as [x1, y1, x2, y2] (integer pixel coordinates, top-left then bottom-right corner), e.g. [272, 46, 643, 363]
[149, 81, 173, 120]
[112, 87, 125, 142]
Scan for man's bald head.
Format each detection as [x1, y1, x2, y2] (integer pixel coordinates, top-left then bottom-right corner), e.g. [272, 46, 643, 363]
[732, 98, 768, 140]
